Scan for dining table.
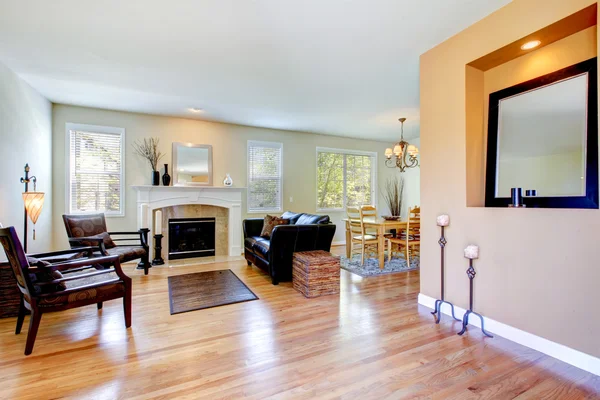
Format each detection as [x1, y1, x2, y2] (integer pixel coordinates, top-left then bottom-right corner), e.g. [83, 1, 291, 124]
[343, 217, 408, 269]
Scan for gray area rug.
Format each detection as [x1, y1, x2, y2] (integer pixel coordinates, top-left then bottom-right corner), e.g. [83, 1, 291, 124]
[339, 253, 419, 277]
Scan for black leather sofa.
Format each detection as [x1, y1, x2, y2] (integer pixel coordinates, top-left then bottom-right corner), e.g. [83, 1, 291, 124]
[243, 211, 336, 285]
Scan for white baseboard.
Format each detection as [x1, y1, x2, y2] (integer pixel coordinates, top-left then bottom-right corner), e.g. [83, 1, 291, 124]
[418, 293, 600, 377]
[331, 241, 346, 246]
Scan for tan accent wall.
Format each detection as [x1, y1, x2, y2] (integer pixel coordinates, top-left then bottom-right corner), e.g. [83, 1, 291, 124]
[421, 0, 600, 357]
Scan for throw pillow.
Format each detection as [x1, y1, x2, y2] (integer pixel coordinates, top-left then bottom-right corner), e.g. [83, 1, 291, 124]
[260, 215, 289, 239]
[26, 257, 67, 293]
[26, 256, 52, 268]
[80, 232, 116, 249]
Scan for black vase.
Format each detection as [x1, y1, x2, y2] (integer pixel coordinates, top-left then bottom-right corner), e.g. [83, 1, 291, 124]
[162, 163, 171, 186]
[151, 171, 160, 186]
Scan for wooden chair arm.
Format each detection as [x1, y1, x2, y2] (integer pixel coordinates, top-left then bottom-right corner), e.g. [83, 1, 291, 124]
[42, 255, 120, 272]
[107, 230, 148, 249]
[68, 237, 108, 255]
[36, 268, 116, 286]
[36, 278, 122, 297]
[27, 247, 100, 259]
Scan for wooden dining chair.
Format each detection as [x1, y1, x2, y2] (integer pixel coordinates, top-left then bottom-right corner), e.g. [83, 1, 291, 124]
[409, 206, 421, 222]
[347, 207, 376, 265]
[390, 217, 420, 266]
[408, 206, 421, 240]
[347, 207, 390, 266]
[359, 205, 378, 236]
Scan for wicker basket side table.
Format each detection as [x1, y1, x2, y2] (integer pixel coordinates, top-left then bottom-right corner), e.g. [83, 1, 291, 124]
[292, 250, 340, 298]
[0, 261, 21, 318]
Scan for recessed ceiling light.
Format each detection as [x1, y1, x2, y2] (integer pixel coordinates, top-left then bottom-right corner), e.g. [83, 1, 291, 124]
[188, 108, 203, 113]
[521, 40, 541, 50]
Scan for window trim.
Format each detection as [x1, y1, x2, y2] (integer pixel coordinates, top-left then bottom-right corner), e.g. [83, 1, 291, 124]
[316, 147, 377, 212]
[65, 123, 126, 218]
[247, 140, 283, 213]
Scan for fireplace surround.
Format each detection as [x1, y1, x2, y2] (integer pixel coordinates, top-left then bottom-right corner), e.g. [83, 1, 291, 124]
[133, 186, 243, 260]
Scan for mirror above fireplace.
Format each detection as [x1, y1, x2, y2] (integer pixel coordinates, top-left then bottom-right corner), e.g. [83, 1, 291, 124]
[172, 142, 213, 186]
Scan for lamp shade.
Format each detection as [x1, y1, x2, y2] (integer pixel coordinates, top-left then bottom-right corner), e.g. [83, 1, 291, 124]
[22, 192, 45, 224]
[384, 148, 393, 158]
[393, 144, 402, 155]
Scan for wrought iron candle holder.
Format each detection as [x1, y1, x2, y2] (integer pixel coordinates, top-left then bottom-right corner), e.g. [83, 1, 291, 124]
[431, 215, 461, 323]
[458, 245, 493, 337]
[152, 234, 165, 266]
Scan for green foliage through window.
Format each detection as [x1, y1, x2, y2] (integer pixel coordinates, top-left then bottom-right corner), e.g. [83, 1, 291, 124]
[317, 150, 374, 210]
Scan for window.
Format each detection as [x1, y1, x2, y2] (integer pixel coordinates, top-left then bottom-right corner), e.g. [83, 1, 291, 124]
[247, 141, 283, 213]
[66, 123, 125, 216]
[317, 148, 376, 211]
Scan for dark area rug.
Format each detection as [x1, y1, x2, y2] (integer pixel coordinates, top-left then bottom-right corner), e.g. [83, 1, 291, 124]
[168, 269, 258, 315]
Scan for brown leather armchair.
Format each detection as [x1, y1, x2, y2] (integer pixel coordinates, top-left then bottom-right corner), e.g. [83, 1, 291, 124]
[0, 226, 132, 355]
[62, 213, 151, 275]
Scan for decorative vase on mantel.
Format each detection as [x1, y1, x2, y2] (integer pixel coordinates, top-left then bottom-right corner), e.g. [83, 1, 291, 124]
[151, 170, 160, 186]
[162, 164, 171, 186]
[223, 173, 233, 187]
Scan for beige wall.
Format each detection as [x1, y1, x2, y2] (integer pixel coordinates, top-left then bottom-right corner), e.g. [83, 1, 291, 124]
[421, 0, 600, 358]
[0, 60, 53, 257]
[52, 105, 420, 249]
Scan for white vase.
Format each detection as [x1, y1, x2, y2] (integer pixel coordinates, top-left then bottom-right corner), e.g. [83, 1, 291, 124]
[223, 173, 233, 186]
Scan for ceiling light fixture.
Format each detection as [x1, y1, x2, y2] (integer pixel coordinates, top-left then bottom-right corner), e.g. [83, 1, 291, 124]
[385, 118, 419, 172]
[520, 40, 541, 50]
[189, 108, 203, 113]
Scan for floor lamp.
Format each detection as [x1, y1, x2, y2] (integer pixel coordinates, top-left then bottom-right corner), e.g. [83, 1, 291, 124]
[20, 164, 45, 253]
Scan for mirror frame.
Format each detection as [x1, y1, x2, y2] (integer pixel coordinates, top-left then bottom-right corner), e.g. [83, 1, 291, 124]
[485, 57, 598, 209]
[172, 142, 213, 186]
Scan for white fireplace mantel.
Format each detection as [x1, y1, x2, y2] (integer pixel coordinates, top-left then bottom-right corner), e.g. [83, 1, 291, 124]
[132, 185, 245, 256]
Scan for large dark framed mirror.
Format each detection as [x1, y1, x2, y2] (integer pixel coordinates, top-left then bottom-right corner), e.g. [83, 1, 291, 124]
[485, 57, 598, 209]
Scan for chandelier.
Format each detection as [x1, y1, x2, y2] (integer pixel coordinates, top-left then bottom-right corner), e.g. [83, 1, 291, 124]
[384, 117, 419, 172]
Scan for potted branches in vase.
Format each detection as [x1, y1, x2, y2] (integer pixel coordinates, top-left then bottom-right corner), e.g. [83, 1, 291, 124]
[133, 138, 164, 186]
[381, 176, 405, 220]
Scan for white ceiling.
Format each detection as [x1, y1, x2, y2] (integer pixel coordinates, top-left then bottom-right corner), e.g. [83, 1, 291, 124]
[0, 0, 510, 141]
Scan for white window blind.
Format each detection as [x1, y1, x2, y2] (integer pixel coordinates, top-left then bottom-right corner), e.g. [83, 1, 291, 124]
[247, 141, 283, 213]
[317, 148, 376, 211]
[66, 123, 125, 216]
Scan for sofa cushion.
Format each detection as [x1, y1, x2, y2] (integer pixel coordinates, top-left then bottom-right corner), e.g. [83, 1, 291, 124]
[253, 238, 270, 259]
[244, 236, 258, 251]
[260, 215, 289, 239]
[295, 213, 330, 225]
[280, 211, 303, 225]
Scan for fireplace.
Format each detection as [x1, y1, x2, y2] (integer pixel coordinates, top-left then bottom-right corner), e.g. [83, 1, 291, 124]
[168, 217, 216, 260]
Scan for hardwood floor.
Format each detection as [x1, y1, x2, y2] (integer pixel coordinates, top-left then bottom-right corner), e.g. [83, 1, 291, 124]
[1, 246, 599, 399]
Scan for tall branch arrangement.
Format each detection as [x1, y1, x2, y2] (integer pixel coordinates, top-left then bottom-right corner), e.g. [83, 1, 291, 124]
[133, 138, 164, 171]
[381, 176, 405, 217]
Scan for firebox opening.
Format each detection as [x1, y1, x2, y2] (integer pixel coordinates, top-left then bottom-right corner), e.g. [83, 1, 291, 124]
[168, 217, 216, 260]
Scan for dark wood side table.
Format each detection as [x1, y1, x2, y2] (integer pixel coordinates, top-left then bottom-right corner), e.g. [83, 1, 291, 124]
[0, 261, 21, 318]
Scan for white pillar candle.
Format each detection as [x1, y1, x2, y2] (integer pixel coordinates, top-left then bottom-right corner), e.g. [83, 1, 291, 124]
[139, 204, 149, 229]
[436, 214, 450, 227]
[155, 210, 163, 234]
[464, 244, 479, 259]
